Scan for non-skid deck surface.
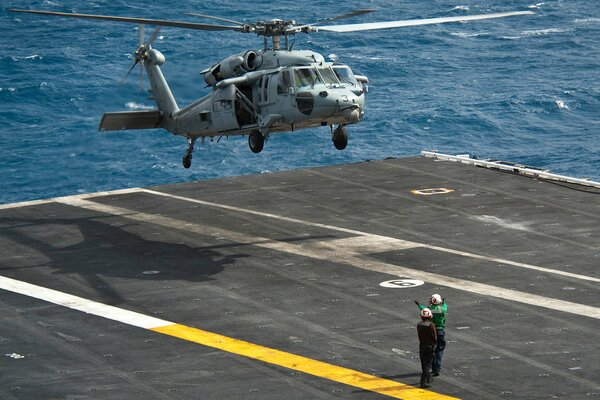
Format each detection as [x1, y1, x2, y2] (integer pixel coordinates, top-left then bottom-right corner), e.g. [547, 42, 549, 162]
[1, 156, 598, 399]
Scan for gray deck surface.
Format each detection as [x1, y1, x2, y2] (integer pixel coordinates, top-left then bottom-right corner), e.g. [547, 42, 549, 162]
[1, 156, 599, 400]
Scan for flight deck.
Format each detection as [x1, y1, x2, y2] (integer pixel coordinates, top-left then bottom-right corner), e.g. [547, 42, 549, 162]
[1, 154, 599, 399]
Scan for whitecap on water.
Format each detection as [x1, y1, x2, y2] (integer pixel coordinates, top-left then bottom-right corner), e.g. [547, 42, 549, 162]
[574, 18, 600, 25]
[554, 99, 569, 110]
[10, 54, 43, 62]
[451, 32, 489, 38]
[452, 5, 470, 11]
[521, 28, 567, 36]
[527, 3, 545, 9]
[126, 102, 155, 110]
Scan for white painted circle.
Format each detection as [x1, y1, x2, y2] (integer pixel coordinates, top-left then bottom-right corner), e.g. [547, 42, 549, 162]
[380, 278, 425, 288]
[411, 188, 454, 196]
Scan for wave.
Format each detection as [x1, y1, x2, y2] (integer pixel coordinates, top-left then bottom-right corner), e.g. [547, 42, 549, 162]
[502, 28, 570, 39]
[7, 54, 43, 62]
[450, 32, 490, 39]
[125, 102, 156, 110]
[574, 18, 600, 24]
[554, 99, 570, 110]
[527, 3, 545, 9]
[521, 28, 568, 36]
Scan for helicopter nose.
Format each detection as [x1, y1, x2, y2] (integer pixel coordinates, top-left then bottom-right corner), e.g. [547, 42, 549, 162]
[317, 90, 363, 115]
[298, 87, 364, 121]
[335, 91, 364, 122]
[343, 106, 361, 123]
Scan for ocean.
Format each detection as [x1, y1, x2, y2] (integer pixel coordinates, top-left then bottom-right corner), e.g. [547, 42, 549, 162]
[1, 0, 599, 204]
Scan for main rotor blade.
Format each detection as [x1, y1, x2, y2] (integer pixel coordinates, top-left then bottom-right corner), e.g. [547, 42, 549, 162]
[147, 26, 161, 46]
[187, 12, 244, 26]
[316, 11, 535, 33]
[118, 59, 139, 86]
[138, 24, 145, 46]
[9, 9, 243, 31]
[287, 8, 375, 33]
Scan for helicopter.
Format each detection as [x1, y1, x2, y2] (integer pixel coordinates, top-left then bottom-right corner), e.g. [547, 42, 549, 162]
[10, 8, 533, 168]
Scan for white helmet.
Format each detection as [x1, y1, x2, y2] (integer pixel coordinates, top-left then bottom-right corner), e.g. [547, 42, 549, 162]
[420, 308, 433, 319]
[431, 294, 442, 305]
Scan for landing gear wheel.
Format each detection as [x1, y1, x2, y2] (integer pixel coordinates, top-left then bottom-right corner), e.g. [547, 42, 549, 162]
[249, 130, 264, 153]
[332, 125, 348, 150]
[182, 137, 196, 168]
[182, 153, 192, 169]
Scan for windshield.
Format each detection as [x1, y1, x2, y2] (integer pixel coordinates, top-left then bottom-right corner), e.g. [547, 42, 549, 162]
[317, 67, 339, 85]
[294, 67, 322, 89]
[332, 66, 358, 86]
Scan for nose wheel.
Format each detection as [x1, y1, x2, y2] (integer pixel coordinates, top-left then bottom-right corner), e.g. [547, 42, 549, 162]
[249, 130, 265, 153]
[332, 125, 348, 150]
[183, 138, 196, 168]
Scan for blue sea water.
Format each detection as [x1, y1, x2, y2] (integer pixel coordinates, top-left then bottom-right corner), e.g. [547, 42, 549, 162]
[1, 0, 599, 204]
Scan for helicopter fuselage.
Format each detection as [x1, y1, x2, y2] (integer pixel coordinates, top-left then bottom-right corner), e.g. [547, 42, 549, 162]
[162, 48, 367, 140]
[98, 46, 367, 166]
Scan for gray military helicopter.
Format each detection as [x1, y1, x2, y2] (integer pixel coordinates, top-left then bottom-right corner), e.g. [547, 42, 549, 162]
[10, 8, 533, 168]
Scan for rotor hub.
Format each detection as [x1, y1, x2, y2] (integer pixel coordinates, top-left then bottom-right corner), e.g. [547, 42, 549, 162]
[135, 45, 148, 60]
[250, 19, 297, 37]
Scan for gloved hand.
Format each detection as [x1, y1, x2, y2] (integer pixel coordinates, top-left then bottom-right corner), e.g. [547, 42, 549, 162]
[442, 298, 446, 304]
[414, 300, 420, 306]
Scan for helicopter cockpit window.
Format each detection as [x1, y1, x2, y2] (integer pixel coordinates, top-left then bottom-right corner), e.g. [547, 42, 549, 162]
[317, 67, 339, 85]
[332, 66, 358, 87]
[293, 67, 322, 89]
[277, 70, 291, 94]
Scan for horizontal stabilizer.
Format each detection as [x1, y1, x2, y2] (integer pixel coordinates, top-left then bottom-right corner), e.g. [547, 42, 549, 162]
[99, 110, 162, 131]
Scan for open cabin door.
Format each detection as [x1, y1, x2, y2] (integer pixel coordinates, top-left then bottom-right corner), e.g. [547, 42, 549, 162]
[212, 85, 240, 132]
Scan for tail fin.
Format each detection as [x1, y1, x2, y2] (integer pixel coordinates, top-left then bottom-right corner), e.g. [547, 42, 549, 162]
[98, 48, 178, 132]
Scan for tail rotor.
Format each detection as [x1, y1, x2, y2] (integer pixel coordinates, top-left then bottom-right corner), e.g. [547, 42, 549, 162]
[119, 24, 161, 91]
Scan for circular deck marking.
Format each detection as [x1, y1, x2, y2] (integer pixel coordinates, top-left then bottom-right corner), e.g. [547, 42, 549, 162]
[380, 278, 425, 288]
[411, 188, 454, 196]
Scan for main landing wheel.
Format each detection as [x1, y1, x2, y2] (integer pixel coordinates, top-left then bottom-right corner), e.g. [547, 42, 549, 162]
[182, 137, 195, 169]
[182, 153, 192, 169]
[332, 125, 348, 150]
[249, 130, 264, 153]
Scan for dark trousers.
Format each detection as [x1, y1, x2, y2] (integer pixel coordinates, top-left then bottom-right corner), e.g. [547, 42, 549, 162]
[419, 344, 435, 386]
[433, 329, 446, 373]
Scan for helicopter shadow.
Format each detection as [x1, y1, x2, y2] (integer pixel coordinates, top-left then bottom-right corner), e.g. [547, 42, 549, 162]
[0, 214, 332, 306]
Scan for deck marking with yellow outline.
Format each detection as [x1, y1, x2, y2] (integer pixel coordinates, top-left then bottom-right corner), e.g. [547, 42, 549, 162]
[0, 275, 459, 400]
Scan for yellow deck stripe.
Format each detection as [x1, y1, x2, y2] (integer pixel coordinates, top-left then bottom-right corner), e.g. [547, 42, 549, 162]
[152, 323, 459, 400]
[0, 275, 458, 399]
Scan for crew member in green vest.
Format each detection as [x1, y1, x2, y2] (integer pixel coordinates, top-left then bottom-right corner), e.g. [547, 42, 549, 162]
[415, 294, 447, 376]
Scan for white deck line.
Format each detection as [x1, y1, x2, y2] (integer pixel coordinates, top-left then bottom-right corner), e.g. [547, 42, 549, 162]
[0, 188, 143, 210]
[0, 275, 172, 329]
[54, 196, 600, 320]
